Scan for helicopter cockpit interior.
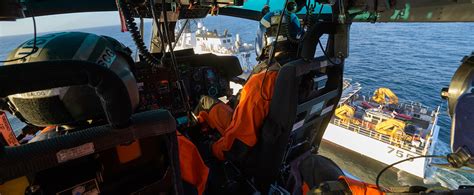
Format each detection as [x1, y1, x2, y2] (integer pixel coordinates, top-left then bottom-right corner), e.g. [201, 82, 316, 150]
[1, 0, 474, 194]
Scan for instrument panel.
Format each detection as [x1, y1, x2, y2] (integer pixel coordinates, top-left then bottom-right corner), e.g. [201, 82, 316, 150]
[134, 63, 231, 114]
[181, 66, 230, 105]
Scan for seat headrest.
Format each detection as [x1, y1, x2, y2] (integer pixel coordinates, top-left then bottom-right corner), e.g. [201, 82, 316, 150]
[0, 60, 133, 128]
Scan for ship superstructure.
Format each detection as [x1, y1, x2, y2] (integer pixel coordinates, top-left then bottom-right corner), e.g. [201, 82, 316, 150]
[175, 20, 255, 73]
[323, 79, 440, 178]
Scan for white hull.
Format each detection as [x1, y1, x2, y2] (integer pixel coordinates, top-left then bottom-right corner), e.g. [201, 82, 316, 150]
[323, 122, 440, 178]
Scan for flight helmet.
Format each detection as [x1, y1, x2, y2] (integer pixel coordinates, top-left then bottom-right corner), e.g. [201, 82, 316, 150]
[255, 7, 302, 61]
[4, 32, 139, 127]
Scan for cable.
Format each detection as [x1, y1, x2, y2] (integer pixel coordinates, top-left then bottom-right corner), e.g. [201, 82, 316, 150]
[259, 0, 291, 102]
[1, 5, 37, 63]
[268, 0, 290, 63]
[118, 0, 162, 68]
[159, 0, 178, 76]
[158, 0, 192, 113]
[260, 66, 273, 101]
[315, 2, 324, 21]
[375, 155, 446, 191]
[172, 19, 189, 50]
[312, 3, 342, 66]
[318, 41, 342, 65]
[148, 0, 166, 62]
[162, 19, 189, 61]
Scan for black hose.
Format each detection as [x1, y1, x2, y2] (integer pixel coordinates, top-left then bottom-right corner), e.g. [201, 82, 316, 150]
[118, 0, 163, 68]
[375, 155, 445, 191]
[301, 3, 323, 42]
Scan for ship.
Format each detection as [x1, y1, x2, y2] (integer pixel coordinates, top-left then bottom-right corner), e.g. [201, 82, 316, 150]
[322, 79, 440, 178]
[174, 19, 256, 73]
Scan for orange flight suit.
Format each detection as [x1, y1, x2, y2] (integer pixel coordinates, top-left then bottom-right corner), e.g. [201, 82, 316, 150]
[198, 70, 278, 160]
[301, 177, 384, 195]
[177, 132, 210, 195]
[339, 176, 385, 195]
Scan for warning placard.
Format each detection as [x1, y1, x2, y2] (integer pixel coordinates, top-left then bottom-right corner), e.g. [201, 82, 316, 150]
[56, 143, 95, 163]
[0, 112, 19, 146]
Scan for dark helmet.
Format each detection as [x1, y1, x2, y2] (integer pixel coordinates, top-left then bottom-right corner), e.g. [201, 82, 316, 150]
[4, 32, 139, 127]
[255, 8, 302, 61]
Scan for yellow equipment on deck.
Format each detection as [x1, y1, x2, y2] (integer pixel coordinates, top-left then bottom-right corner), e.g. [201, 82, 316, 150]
[372, 88, 399, 105]
[374, 118, 406, 139]
[335, 104, 355, 122]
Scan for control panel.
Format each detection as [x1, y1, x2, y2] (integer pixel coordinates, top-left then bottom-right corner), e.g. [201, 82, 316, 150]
[134, 63, 231, 115]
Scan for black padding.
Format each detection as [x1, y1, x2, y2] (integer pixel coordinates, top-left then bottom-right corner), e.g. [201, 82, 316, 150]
[0, 110, 176, 182]
[182, 181, 199, 195]
[288, 57, 337, 77]
[224, 139, 251, 162]
[176, 53, 243, 79]
[0, 60, 132, 128]
[12, 96, 74, 125]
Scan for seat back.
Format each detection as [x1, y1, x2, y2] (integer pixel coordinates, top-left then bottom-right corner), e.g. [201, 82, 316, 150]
[248, 56, 344, 191]
[0, 110, 180, 194]
[0, 60, 182, 194]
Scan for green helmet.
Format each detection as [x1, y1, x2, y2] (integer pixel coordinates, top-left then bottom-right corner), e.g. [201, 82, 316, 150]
[4, 32, 139, 127]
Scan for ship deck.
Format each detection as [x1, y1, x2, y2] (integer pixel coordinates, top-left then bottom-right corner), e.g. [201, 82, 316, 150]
[330, 80, 440, 156]
[331, 118, 428, 155]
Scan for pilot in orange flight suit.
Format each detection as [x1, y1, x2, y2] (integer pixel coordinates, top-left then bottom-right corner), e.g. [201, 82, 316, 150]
[197, 69, 278, 160]
[194, 9, 302, 161]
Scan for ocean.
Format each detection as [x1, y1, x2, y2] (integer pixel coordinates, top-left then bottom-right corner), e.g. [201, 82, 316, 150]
[1, 16, 474, 189]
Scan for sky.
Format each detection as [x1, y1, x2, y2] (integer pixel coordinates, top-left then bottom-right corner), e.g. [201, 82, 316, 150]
[0, 12, 122, 37]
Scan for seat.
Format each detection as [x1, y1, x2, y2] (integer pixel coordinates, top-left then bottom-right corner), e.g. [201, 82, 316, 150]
[0, 60, 182, 194]
[229, 56, 344, 192]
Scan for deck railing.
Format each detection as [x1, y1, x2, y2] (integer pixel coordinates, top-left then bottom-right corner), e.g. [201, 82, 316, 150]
[331, 118, 426, 155]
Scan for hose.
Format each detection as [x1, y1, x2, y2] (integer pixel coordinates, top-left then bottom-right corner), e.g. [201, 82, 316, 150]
[118, 0, 163, 69]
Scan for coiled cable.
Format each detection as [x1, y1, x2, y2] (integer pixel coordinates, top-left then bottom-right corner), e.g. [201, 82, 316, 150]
[118, 0, 163, 69]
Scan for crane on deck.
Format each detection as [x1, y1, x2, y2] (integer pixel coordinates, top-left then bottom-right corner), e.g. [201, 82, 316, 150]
[335, 104, 355, 123]
[374, 118, 406, 141]
[372, 88, 399, 105]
